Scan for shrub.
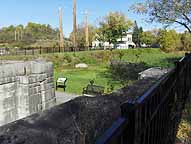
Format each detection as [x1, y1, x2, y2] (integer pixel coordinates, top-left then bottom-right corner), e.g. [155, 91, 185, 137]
[107, 60, 148, 85]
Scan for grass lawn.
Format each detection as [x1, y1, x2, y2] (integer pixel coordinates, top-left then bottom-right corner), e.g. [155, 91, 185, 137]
[1, 48, 184, 94]
[54, 66, 121, 94]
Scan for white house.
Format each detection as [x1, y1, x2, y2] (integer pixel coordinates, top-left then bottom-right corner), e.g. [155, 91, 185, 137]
[92, 32, 136, 49]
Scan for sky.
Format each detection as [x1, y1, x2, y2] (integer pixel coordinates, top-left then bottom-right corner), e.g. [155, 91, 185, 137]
[0, 0, 184, 37]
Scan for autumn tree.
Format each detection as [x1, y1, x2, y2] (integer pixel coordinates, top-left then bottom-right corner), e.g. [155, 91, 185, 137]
[69, 24, 96, 49]
[180, 31, 191, 51]
[25, 22, 58, 40]
[97, 12, 133, 46]
[0, 23, 60, 47]
[140, 29, 161, 47]
[158, 30, 181, 52]
[140, 31, 154, 47]
[132, 0, 191, 33]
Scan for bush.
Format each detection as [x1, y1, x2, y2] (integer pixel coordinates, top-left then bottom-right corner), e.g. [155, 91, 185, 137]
[107, 61, 148, 85]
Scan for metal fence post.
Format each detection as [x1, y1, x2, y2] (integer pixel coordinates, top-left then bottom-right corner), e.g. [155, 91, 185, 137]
[40, 47, 42, 55]
[59, 46, 61, 53]
[121, 102, 137, 144]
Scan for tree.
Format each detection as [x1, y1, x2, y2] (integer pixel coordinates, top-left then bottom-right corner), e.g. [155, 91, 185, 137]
[140, 31, 154, 47]
[97, 12, 133, 46]
[25, 22, 58, 40]
[132, 0, 191, 34]
[132, 21, 143, 47]
[158, 30, 181, 52]
[140, 29, 162, 47]
[69, 24, 96, 49]
[0, 23, 60, 47]
[0, 25, 17, 43]
[180, 31, 191, 51]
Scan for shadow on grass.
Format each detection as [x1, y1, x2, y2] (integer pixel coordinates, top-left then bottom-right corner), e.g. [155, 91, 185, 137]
[166, 57, 182, 63]
[156, 57, 183, 68]
[99, 61, 149, 87]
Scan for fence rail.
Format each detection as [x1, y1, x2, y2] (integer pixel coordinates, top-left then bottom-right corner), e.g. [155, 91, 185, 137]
[96, 53, 191, 144]
[0, 46, 118, 56]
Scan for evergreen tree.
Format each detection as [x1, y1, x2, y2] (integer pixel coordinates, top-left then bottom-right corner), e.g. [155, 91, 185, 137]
[132, 21, 142, 47]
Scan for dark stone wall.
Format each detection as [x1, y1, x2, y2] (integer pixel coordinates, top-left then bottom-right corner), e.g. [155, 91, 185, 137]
[0, 78, 155, 144]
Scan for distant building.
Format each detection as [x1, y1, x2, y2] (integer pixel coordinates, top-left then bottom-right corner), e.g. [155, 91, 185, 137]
[92, 32, 136, 49]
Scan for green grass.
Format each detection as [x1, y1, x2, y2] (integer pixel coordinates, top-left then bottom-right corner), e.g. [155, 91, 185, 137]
[54, 66, 120, 94]
[1, 48, 184, 94]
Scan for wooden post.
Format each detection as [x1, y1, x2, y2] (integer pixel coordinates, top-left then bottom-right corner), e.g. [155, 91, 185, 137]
[84, 10, 89, 50]
[59, 7, 64, 50]
[73, 0, 77, 51]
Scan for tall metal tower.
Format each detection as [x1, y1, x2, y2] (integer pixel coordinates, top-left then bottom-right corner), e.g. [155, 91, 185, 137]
[59, 7, 64, 49]
[73, 0, 77, 51]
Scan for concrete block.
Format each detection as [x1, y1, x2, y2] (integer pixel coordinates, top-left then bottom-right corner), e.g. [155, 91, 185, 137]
[41, 88, 55, 102]
[0, 82, 17, 94]
[40, 82, 54, 91]
[0, 60, 55, 126]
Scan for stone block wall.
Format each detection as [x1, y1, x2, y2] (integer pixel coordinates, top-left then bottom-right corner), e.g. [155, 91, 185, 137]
[0, 61, 56, 126]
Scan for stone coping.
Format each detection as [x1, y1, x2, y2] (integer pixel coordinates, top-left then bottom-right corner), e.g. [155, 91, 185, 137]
[0, 78, 156, 144]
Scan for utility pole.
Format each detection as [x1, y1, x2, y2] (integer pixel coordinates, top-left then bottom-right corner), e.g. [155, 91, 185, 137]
[73, 0, 77, 51]
[84, 10, 89, 50]
[59, 7, 64, 49]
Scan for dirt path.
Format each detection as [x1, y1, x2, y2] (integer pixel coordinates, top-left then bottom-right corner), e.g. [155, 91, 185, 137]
[55, 91, 80, 105]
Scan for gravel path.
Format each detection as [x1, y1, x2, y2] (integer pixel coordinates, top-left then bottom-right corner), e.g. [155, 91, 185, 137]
[55, 91, 80, 105]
